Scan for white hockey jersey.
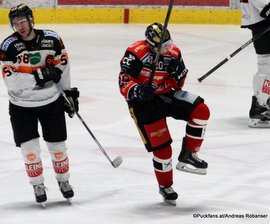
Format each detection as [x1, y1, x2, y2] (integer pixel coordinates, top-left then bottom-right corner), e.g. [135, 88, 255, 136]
[240, 0, 270, 27]
[0, 29, 71, 107]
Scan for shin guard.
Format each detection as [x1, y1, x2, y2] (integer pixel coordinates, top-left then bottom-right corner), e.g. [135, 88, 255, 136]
[21, 138, 44, 185]
[185, 103, 210, 153]
[46, 141, 70, 181]
[152, 145, 173, 187]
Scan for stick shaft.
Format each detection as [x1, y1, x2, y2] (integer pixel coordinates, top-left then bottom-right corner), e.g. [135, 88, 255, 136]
[59, 88, 116, 167]
[149, 0, 174, 85]
[198, 26, 270, 83]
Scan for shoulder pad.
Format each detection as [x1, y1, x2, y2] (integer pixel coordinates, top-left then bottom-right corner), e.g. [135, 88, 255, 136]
[43, 30, 61, 40]
[167, 43, 181, 59]
[1, 35, 18, 51]
[127, 40, 149, 60]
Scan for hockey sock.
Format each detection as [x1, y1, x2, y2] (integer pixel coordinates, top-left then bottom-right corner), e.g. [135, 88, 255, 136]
[153, 145, 173, 187]
[185, 103, 210, 153]
[47, 141, 70, 181]
[21, 138, 44, 185]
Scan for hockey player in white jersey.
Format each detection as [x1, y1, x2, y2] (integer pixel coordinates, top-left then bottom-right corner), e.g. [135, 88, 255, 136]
[240, 0, 270, 127]
[0, 4, 79, 205]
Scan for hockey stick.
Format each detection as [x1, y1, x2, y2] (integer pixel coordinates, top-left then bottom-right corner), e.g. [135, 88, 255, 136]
[149, 0, 174, 86]
[57, 86, 123, 168]
[198, 26, 270, 83]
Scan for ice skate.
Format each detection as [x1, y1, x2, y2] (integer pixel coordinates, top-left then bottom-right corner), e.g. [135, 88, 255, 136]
[249, 96, 270, 128]
[33, 183, 47, 207]
[159, 186, 178, 206]
[176, 144, 207, 175]
[248, 111, 270, 128]
[58, 181, 74, 203]
[249, 117, 270, 128]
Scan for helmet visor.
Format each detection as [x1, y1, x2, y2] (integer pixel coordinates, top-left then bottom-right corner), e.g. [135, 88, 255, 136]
[152, 39, 173, 54]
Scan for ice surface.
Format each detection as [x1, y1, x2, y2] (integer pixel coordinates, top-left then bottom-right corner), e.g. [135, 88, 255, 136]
[0, 24, 269, 224]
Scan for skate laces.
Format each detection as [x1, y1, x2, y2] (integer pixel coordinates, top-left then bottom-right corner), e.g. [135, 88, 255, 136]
[162, 186, 175, 194]
[191, 153, 203, 163]
[34, 184, 46, 196]
[262, 110, 270, 119]
[59, 181, 72, 192]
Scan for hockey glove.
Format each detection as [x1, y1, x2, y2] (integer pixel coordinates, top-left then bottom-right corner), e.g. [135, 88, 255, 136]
[167, 58, 188, 83]
[32, 67, 62, 87]
[129, 84, 155, 102]
[64, 87, 80, 118]
[260, 3, 270, 19]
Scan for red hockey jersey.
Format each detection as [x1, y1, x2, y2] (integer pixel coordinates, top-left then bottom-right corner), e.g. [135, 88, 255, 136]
[118, 40, 187, 100]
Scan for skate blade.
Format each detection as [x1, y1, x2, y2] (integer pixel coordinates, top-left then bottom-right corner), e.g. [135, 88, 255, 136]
[66, 198, 72, 204]
[38, 202, 46, 208]
[248, 119, 270, 128]
[163, 199, 177, 206]
[176, 162, 207, 175]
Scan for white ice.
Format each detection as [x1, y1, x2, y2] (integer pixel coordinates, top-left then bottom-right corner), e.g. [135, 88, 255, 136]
[0, 24, 270, 224]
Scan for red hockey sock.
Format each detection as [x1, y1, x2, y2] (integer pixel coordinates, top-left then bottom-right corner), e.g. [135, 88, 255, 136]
[185, 103, 210, 153]
[152, 145, 173, 187]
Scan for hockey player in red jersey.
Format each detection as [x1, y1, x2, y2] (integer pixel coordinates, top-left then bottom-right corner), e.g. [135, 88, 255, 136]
[240, 0, 270, 127]
[118, 23, 210, 205]
[0, 4, 79, 205]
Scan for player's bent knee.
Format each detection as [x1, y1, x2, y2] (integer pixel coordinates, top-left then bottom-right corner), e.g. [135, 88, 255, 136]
[189, 103, 210, 125]
[46, 141, 67, 161]
[143, 119, 172, 152]
[21, 138, 41, 163]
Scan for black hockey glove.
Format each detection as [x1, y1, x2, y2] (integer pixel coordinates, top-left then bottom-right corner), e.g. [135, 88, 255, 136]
[129, 84, 155, 102]
[260, 3, 270, 19]
[64, 87, 80, 118]
[32, 67, 62, 87]
[167, 58, 188, 83]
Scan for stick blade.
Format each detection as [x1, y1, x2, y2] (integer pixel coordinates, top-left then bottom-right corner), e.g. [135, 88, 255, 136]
[112, 156, 123, 168]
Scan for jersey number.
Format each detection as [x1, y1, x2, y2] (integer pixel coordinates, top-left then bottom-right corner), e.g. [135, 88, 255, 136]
[17, 53, 30, 64]
[61, 54, 68, 65]
[3, 65, 16, 77]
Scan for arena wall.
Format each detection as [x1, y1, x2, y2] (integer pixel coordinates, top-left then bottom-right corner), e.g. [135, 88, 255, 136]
[0, 0, 241, 24]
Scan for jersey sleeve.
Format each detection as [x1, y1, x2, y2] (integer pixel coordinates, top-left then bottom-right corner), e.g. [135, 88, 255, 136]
[57, 37, 71, 90]
[168, 45, 188, 90]
[118, 50, 143, 99]
[0, 37, 37, 91]
[43, 30, 71, 90]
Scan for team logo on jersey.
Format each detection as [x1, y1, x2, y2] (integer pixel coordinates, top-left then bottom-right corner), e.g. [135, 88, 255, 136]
[29, 52, 41, 65]
[41, 39, 54, 48]
[14, 42, 26, 51]
[134, 44, 146, 53]
[45, 55, 55, 66]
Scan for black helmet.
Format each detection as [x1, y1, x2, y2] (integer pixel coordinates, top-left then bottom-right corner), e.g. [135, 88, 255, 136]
[9, 4, 33, 23]
[145, 22, 171, 47]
